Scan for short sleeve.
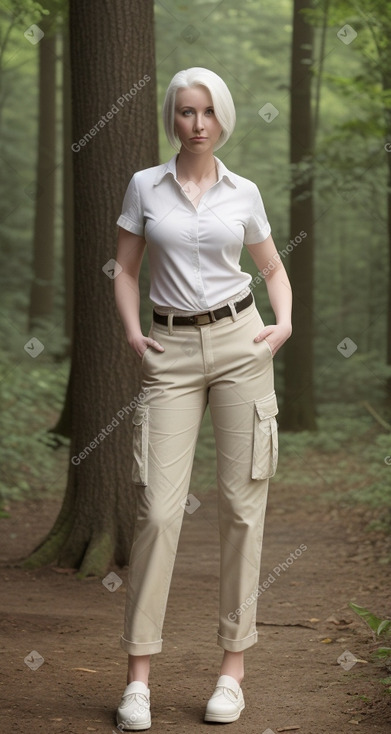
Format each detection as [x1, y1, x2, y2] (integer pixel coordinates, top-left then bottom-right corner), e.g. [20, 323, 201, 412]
[243, 185, 271, 246]
[117, 173, 144, 236]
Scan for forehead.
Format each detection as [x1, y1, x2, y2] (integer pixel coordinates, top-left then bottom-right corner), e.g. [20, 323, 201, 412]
[175, 85, 213, 108]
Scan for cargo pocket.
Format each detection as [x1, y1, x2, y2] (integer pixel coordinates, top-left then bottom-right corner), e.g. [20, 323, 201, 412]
[132, 405, 149, 485]
[252, 391, 279, 480]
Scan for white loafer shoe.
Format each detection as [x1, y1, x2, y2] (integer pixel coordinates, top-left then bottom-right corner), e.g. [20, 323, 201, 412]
[116, 681, 151, 731]
[204, 674, 245, 723]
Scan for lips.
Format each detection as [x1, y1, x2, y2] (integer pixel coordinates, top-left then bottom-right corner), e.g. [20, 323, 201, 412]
[190, 137, 207, 140]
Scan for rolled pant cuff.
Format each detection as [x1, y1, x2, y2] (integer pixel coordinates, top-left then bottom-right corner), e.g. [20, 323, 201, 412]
[217, 630, 258, 652]
[120, 635, 163, 655]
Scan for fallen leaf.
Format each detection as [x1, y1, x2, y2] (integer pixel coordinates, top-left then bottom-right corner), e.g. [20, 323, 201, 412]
[327, 615, 341, 624]
[320, 638, 333, 643]
[277, 727, 301, 732]
[308, 617, 320, 623]
[326, 614, 352, 628]
[72, 667, 97, 673]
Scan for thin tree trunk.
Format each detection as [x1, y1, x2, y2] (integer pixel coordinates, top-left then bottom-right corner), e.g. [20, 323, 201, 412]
[28, 17, 56, 328]
[49, 17, 74, 441]
[63, 15, 74, 354]
[280, 0, 317, 431]
[25, 0, 159, 576]
[386, 152, 391, 399]
[382, 70, 391, 400]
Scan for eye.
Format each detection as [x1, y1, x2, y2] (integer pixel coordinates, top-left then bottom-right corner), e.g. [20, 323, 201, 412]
[205, 108, 214, 115]
[182, 109, 193, 116]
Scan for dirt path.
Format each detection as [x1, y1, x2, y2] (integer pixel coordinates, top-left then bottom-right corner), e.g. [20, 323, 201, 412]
[1, 479, 390, 734]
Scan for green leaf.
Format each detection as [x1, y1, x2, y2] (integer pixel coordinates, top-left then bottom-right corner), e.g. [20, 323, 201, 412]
[349, 602, 384, 633]
[377, 620, 391, 638]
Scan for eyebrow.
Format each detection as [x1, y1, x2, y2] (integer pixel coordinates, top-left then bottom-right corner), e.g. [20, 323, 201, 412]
[177, 105, 214, 110]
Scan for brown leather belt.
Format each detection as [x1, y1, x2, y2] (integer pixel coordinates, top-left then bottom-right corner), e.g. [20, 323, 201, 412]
[153, 292, 253, 327]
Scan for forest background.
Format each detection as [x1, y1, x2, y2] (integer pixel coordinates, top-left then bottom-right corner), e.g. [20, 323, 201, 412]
[0, 0, 390, 569]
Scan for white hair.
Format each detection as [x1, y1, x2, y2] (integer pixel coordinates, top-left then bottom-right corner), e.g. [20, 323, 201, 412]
[162, 67, 236, 151]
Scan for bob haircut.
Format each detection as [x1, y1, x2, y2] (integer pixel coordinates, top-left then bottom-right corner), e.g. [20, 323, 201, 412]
[162, 67, 236, 152]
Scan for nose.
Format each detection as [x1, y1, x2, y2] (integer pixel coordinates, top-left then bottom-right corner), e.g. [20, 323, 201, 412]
[194, 113, 205, 132]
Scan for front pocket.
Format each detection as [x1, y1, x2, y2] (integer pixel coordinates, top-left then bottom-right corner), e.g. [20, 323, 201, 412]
[252, 392, 279, 480]
[132, 405, 149, 485]
[264, 338, 273, 358]
[141, 346, 150, 367]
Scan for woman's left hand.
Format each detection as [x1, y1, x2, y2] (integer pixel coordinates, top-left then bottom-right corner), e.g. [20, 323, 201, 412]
[254, 323, 292, 357]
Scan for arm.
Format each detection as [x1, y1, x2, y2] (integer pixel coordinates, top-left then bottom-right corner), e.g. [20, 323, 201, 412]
[114, 227, 164, 357]
[246, 234, 292, 356]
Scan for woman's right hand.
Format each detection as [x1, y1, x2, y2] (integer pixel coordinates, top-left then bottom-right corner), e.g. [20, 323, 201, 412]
[128, 334, 165, 359]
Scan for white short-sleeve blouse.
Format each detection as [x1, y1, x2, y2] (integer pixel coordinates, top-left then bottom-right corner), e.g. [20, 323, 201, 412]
[117, 154, 271, 312]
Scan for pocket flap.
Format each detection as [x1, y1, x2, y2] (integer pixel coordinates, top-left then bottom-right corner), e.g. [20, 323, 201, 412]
[255, 391, 279, 421]
[132, 404, 149, 426]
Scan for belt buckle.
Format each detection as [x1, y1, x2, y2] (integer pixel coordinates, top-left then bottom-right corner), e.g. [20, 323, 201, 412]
[194, 312, 211, 326]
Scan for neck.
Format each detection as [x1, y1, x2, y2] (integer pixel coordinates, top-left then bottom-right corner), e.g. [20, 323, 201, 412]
[175, 147, 217, 184]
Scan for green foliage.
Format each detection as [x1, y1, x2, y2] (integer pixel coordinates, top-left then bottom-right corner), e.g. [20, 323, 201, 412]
[277, 399, 391, 536]
[0, 354, 69, 506]
[349, 602, 391, 637]
[0, 0, 390, 534]
[349, 601, 391, 685]
[1, 0, 50, 28]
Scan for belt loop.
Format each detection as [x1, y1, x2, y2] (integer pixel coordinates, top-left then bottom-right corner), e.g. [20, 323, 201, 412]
[168, 312, 174, 335]
[228, 299, 238, 321]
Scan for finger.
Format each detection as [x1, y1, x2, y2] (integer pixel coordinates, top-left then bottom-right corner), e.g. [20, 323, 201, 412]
[254, 326, 275, 342]
[147, 338, 165, 352]
[254, 330, 269, 343]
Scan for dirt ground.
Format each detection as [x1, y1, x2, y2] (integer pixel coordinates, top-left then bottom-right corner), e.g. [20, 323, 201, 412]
[1, 477, 391, 734]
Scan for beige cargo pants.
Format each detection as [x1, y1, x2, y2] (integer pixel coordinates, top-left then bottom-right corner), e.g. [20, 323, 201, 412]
[121, 299, 278, 655]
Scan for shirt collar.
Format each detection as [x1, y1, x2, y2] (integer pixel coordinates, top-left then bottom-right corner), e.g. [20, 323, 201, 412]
[153, 154, 237, 188]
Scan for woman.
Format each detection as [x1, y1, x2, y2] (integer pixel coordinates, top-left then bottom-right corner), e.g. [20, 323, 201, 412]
[114, 67, 292, 730]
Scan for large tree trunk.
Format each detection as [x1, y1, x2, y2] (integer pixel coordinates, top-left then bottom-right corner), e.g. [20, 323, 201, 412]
[280, 0, 316, 430]
[25, 0, 159, 576]
[28, 17, 56, 328]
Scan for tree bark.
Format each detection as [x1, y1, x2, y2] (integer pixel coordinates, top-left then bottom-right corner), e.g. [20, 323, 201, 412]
[381, 65, 391, 400]
[386, 148, 391, 400]
[28, 16, 56, 329]
[62, 14, 74, 355]
[49, 17, 74, 441]
[25, 0, 159, 576]
[280, 0, 317, 430]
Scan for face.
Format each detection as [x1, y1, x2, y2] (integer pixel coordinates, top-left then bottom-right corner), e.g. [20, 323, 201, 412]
[174, 85, 223, 154]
